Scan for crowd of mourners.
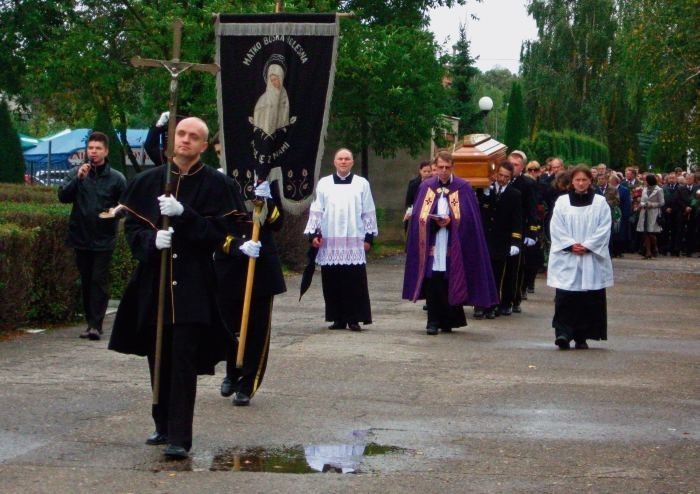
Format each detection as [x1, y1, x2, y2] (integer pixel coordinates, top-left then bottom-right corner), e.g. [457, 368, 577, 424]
[528, 159, 700, 261]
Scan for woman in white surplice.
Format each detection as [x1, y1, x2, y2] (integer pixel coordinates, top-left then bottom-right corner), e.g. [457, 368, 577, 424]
[253, 63, 290, 137]
[547, 165, 614, 350]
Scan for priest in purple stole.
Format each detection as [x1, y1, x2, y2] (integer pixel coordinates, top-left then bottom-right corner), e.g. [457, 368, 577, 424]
[402, 151, 499, 335]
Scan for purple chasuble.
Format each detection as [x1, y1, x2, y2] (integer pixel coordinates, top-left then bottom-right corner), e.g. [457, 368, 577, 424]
[402, 175, 499, 307]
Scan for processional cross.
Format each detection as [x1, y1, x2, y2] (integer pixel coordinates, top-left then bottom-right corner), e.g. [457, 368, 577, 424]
[130, 19, 219, 405]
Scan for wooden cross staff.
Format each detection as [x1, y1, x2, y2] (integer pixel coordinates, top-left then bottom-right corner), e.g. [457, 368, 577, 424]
[130, 19, 219, 406]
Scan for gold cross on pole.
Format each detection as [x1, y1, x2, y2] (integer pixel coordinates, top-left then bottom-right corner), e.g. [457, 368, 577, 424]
[130, 19, 219, 406]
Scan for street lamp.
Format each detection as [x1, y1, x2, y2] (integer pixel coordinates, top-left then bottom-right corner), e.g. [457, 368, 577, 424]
[478, 96, 496, 138]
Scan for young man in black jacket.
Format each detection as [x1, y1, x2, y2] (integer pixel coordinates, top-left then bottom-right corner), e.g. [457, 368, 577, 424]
[58, 131, 126, 341]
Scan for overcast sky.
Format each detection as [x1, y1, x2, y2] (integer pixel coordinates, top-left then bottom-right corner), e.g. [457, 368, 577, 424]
[428, 0, 538, 74]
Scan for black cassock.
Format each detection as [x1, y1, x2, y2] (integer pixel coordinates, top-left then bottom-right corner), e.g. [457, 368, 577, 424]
[109, 163, 241, 450]
[214, 179, 287, 398]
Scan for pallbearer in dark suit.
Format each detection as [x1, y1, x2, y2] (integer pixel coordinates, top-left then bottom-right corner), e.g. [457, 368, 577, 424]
[507, 150, 541, 313]
[215, 179, 286, 407]
[476, 161, 523, 318]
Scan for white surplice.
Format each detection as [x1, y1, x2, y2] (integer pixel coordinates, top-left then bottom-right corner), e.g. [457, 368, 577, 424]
[304, 174, 378, 266]
[432, 191, 449, 272]
[547, 193, 614, 291]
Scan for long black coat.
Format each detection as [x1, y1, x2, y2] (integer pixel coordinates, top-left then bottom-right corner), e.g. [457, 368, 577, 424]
[108, 163, 240, 374]
[478, 184, 523, 260]
[510, 173, 540, 240]
[214, 180, 287, 306]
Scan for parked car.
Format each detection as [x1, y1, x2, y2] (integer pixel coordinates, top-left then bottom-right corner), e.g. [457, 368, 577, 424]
[31, 169, 72, 186]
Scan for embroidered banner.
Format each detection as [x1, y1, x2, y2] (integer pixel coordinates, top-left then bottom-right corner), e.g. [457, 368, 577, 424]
[215, 13, 339, 213]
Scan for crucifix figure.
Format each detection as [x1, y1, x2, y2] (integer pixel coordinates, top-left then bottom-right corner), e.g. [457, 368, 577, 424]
[130, 19, 219, 406]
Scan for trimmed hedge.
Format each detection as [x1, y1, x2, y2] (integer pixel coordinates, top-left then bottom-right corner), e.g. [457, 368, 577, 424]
[520, 130, 609, 167]
[0, 185, 136, 332]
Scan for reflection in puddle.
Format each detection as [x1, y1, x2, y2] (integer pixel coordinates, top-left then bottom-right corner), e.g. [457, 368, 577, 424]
[210, 442, 407, 474]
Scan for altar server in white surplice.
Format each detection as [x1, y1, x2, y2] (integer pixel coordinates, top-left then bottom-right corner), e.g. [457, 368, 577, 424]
[304, 148, 378, 332]
[547, 165, 614, 351]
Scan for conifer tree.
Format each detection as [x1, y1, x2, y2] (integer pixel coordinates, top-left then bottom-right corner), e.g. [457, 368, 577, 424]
[0, 99, 26, 183]
[504, 81, 527, 152]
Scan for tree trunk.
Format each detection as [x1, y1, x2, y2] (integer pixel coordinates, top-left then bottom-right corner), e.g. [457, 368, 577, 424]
[361, 117, 369, 179]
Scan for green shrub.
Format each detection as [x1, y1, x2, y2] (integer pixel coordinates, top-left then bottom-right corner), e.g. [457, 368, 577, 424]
[521, 129, 609, 167]
[0, 183, 59, 203]
[0, 196, 136, 331]
[0, 223, 37, 331]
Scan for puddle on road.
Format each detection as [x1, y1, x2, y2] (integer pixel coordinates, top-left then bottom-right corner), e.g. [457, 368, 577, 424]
[151, 441, 409, 474]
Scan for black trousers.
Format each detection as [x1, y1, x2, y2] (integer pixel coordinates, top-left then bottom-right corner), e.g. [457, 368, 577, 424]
[74, 249, 112, 331]
[552, 289, 607, 343]
[488, 256, 518, 310]
[147, 324, 201, 451]
[424, 272, 466, 329]
[321, 264, 372, 324]
[512, 252, 525, 306]
[224, 296, 273, 398]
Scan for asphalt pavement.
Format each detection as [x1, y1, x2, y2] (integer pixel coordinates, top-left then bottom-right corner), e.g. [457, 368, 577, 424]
[0, 254, 698, 493]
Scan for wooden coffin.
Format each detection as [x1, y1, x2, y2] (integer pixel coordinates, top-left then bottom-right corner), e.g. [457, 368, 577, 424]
[452, 134, 507, 188]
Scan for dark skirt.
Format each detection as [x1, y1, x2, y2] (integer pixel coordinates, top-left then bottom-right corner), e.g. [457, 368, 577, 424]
[552, 288, 607, 342]
[320, 264, 372, 324]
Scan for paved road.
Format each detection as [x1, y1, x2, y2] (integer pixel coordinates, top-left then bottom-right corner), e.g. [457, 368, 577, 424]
[0, 255, 698, 493]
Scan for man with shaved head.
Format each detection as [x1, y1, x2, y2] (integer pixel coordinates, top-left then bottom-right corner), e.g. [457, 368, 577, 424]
[110, 116, 242, 460]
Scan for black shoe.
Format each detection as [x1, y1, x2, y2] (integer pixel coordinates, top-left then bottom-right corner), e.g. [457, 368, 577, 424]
[163, 444, 189, 459]
[426, 325, 438, 335]
[422, 304, 428, 311]
[512, 304, 522, 314]
[348, 323, 362, 332]
[232, 392, 250, 406]
[145, 431, 168, 445]
[521, 292, 528, 300]
[328, 321, 346, 330]
[574, 341, 589, 350]
[441, 327, 452, 333]
[79, 328, 90, 339]
[473, 309, 484, 320]
[527, 286, 535, 294]
[485, 309, 496, 319]
[498, 305, 512, 316]
[220, 376, 235, 397]
[555, 336, 570, 350]
[87, 328, 101, 341]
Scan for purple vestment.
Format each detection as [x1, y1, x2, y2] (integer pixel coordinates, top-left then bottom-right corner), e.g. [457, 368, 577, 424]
[402, 175, 499, 308]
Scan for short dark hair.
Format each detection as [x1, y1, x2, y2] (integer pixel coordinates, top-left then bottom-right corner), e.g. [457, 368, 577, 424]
[418, 160, 431, 170]
[87, 131, 109, 149]
[498, 160, 514, 175]
[645, 174, 657, 186]
[570, 164, 593, 183]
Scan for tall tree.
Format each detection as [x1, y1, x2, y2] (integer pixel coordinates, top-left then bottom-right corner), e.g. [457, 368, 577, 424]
[444, 24, 481, 136]
[92, 104, 124, 172]
[0, 100, 26, 183]
[503, 81, 527, 152]
[331, 21, 447, 178]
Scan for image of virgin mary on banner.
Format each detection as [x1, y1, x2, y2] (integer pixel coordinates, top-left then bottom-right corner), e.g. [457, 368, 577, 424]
[215, 13, 339, 213]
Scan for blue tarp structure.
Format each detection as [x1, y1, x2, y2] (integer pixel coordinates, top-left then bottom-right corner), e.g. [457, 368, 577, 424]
[19, 133, 39, 151]
[23, 128, 149, 173]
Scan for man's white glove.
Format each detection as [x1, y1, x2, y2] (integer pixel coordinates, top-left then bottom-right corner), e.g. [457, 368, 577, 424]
[254, 180, 272, 199]
[509, 245, 520, 257]
[156, 111, 170, 127]
[524, 237, 536, 247]
[155, 227, 174, 250]
[239, 240, 261, 258]
[158, 195, 184, 216]
[483, 187, 491, 196]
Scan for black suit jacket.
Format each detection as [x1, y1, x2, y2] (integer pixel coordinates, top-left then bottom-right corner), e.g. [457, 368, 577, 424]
[510, 173, 540, 240]
[478, 184, 523, 260]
